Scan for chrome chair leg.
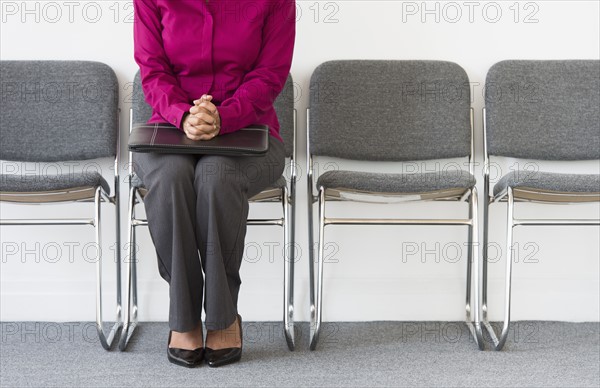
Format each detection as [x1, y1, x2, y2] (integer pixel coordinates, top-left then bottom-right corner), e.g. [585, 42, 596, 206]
[483, 187, 515, 350]
[113, 180, 123, 342]
[465, 187, 484, 349]
[482, 178, 490, 329]
[307, 178, 316, 349]
[131, 216, 139, 328]
[94, 187, 121, 350]
[119, 186, 139, 350]
[282, 184, 295, 350]
[309, 187, 326, 350]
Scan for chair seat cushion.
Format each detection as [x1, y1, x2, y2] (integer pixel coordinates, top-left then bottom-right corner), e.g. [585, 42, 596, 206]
[493, 171, 600, 196]
[268, 176, 287, 189]
[317, 170, 475, 194]
[0, 172, 110, 193]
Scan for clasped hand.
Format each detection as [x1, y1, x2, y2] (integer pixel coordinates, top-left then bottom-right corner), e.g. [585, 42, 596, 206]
[182, 95, 221, 141]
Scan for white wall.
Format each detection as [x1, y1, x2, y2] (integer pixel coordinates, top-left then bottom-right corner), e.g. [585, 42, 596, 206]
[1, 1, 599, 325]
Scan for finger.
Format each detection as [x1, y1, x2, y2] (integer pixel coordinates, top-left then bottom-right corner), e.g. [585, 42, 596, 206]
[183, 126, 202, 141]
[185, 115, 206, 127]
[193, 94, 213, 105]
[192, 96, 216, 109]
[187, 132, 216, 140]
[185, 125, 203, 136]
[186, 123, 215, 136]
[184, 119, 203, 135]
[195, 101, 217, 115]
[189, 105, 215, 117]
[194, 112, 216, 125]
[186, 133, 202, 141]
[188, 109, 217, 126]
[192, 94, 209, 103]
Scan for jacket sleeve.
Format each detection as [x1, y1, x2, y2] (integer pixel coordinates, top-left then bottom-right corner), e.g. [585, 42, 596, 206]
[217, 0, 296, 134]
[133, 0, 191, 129]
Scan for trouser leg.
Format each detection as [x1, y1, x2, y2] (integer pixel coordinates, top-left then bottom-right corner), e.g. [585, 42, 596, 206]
[132, 152, 204, 333]
[195, 138, 286, 330]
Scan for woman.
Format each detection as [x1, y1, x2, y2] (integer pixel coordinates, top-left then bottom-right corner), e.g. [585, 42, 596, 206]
[133, 0, 295, 368]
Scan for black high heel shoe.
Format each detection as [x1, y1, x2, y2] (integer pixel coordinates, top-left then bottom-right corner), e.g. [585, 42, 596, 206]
[167, 331, 205, 368]
[205, 314, 243, 368]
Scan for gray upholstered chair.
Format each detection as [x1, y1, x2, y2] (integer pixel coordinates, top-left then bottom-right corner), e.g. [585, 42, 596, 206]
[119, 71, 297, 351]
[0, 60, 122, 350]
[482, 60, 600, 350]
[306, 60, 483, 350]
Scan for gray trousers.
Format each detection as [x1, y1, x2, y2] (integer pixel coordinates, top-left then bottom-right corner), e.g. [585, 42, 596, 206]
[133, 137, 285, 332]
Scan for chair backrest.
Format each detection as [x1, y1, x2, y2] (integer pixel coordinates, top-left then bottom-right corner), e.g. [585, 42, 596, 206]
[131, 70, 153, 125]
[308, 60, 471, 161]
[1, 61, 119, 162]
[485, 60, 600, 160]
[273, 74, 295, 158]
[132, 71, 295, 158]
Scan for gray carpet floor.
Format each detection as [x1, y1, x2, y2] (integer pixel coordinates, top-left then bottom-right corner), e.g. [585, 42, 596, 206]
[1, 321, 598, 387]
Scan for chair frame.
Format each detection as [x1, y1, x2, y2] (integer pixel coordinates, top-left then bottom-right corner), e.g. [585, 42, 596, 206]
[481, 108, 600, 350]
[0, 113, 123, 351]
[306, 107, 484, 351]
[119, 109, 298, 351]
